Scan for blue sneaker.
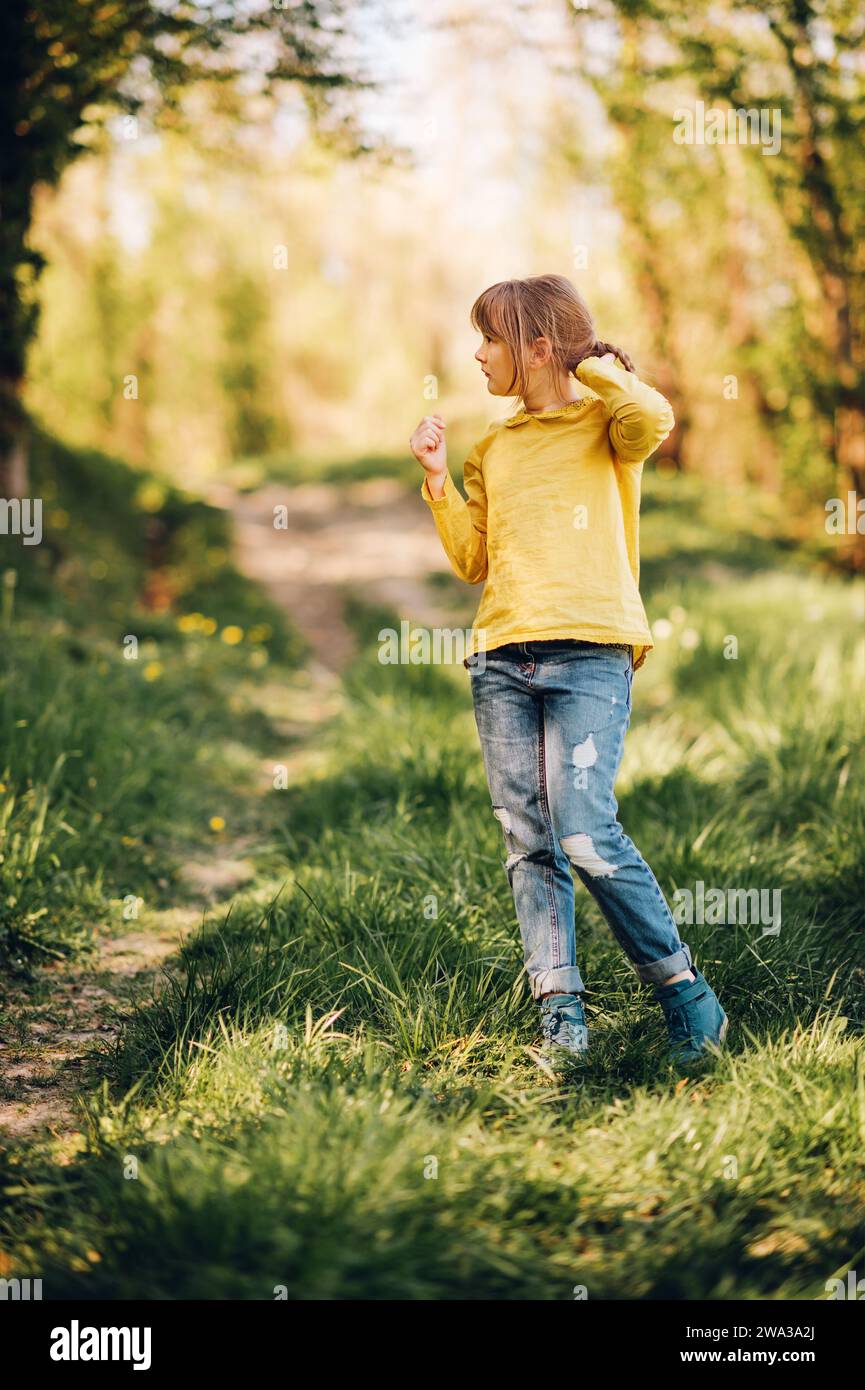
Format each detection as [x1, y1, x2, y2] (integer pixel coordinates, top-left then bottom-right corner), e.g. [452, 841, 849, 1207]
[538, 992, 589, 1064]
[654, 969, 728, 1067]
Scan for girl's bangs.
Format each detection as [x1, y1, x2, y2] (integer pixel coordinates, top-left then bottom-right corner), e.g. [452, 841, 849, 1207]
[470, 289, 508, 340]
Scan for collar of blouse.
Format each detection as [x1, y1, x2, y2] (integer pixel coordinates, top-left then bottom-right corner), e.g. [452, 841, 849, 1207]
[503, 396, 598, 428]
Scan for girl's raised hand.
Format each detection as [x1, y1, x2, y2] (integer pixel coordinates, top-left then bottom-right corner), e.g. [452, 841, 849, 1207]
[410, 415, 447, 474]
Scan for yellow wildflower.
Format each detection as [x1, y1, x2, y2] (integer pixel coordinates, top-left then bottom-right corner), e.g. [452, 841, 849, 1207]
[177, 612, 204, 633]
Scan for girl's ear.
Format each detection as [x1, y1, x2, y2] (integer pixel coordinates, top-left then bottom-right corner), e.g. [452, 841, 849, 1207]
[530, 334, 553, 367]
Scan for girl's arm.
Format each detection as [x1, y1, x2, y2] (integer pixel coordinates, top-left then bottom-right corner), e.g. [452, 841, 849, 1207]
[575, 354, 674, 466]
[410, 408, 489, 584]
[420, 442, 488, 583]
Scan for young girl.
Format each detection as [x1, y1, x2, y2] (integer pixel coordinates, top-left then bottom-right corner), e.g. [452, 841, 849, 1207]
[410, 274, 727, 1069]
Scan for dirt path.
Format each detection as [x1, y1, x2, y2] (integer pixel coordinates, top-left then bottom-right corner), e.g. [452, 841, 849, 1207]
[216, 472, 474, 791]
[0, 471, 464, 1144]
[0, 908, 205, 1144]
[214, 474, 467, 674]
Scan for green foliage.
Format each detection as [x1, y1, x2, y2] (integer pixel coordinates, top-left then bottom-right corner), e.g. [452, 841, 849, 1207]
[577, 0, 865, 498]
[0, 432, 305, 963]
[0, 0, 370, 414]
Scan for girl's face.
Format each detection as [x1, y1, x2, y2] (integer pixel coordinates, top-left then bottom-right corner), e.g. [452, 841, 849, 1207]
[474, 332, 515, 397]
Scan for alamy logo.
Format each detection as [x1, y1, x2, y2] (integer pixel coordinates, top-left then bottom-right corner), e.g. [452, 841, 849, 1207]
[673, 100, 782, 156]
[672, 881, 781, 936]
[377, 621, 481, 666]
[50, 1320, 152, 1371]
[825, 1269, 864, 1300]
[0, 497, 42, 545]
[825, 491, 865, 534]
[0, 1277, 42, 1300]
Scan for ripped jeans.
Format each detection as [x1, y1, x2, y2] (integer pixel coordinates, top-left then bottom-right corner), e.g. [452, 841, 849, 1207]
[466, 639, 692, 1000]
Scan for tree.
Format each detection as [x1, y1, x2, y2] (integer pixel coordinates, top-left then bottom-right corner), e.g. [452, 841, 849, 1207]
[570, 0, 865, 508]
[0, 0, 379, 493]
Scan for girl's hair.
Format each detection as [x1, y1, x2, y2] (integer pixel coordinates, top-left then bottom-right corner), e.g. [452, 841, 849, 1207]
[470, 274, 635, 404]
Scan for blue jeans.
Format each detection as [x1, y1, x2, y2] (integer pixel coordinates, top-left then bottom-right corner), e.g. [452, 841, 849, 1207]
[466, 639, 692, 999]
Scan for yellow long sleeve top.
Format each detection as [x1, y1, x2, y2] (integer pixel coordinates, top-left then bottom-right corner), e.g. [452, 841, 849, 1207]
[420, 355, 674, 670]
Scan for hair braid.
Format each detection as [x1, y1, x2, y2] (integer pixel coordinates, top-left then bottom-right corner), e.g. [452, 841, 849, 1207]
[590, 339, 635, 373]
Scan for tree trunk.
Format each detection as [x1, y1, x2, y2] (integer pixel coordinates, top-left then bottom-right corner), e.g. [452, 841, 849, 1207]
[1, 433, 28, 498]
[0, 379, 28, 497]
[832, 403, 865, 570]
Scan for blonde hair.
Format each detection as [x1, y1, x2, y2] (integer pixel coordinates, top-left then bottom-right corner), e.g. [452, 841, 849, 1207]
[470, 273, 635, 405]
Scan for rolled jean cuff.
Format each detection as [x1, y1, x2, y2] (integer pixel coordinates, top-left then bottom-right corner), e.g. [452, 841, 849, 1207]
[530, 965, 585, 1000]
[633, 942, 692, 985]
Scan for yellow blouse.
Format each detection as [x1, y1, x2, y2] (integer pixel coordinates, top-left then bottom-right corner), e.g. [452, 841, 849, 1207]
[420, 355, 674, 670]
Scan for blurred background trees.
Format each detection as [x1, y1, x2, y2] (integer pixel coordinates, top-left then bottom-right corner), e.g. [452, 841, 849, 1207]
[571, 0, 864, 508]
[5, 0, 863, 560]
[1, 0, 375, 492]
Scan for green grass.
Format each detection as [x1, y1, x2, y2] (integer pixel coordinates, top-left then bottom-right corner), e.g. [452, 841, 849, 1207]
[1, 450, 863, 1299]
[0, 431, 306, 964]
[3, 525, 862, 1295]
[225, 449, 414, 490]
